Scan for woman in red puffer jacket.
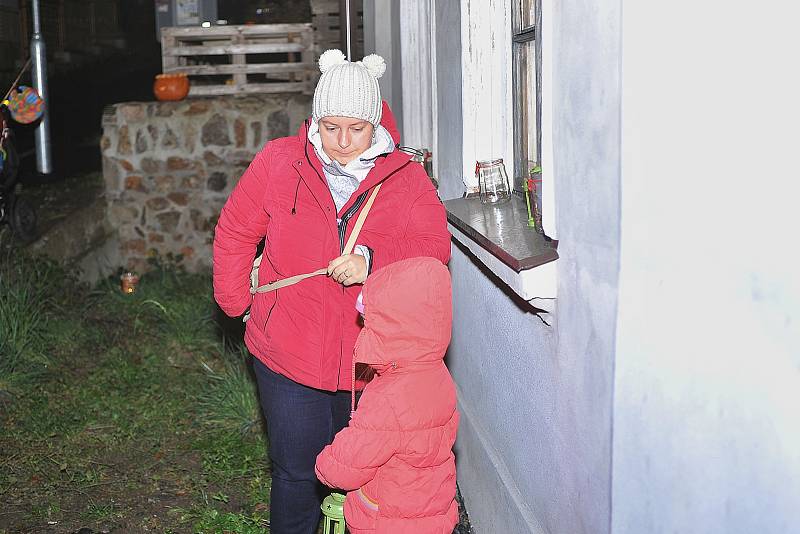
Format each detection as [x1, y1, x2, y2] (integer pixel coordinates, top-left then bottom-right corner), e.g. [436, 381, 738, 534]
[315, 257, 459, 534]
[213, 49, 450, 534]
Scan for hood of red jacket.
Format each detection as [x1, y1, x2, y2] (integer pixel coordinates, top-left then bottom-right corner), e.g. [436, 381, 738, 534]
[296, 100, 401, 143]
[354, 257, 452, 368]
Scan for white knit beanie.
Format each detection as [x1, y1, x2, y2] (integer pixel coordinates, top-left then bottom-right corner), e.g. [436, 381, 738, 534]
[312, 49, 386, 126]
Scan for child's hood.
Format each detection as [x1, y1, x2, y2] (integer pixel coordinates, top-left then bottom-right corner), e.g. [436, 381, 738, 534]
[354, 257, 452, 368]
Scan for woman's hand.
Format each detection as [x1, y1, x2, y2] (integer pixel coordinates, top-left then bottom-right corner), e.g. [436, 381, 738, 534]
[328, 254, 367, 286]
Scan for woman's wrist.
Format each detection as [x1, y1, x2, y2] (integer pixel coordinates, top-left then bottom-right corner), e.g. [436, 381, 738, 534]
[354, 245, 373, 274]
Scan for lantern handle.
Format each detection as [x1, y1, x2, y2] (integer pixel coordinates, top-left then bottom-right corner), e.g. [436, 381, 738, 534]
[2, 58, 32, 103]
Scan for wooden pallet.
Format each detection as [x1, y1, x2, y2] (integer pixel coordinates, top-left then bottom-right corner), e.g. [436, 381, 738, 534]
[161, 23, 315, 97]
[311, 0, 364, 59]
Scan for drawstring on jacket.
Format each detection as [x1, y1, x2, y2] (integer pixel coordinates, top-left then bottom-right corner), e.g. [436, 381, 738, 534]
[291, 176, 301, 214]
[293, 119, 314, 215]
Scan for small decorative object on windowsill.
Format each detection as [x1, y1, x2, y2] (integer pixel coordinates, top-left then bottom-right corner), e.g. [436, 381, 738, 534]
[120, 272, 140, 294]
[477, 158, 511, 204]
[424, 149, 438, 188]
[423, 148, 433, 177]
[526, 164, 543, 233]
[320, 493, 346, 534]
[410, 147, 438, 188]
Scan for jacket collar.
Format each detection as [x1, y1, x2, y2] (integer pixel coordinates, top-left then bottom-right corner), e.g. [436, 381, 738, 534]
[292, 119, 413, 217]
[307, 118, 396, 171]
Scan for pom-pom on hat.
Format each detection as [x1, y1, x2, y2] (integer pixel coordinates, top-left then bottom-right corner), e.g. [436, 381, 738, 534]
[313, 49, 385, 126]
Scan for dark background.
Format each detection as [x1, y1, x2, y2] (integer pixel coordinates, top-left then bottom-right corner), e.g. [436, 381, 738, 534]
[3, 0, 311, 182]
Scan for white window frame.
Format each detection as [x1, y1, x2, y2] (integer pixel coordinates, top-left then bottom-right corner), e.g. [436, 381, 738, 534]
[511, 0, 557, 239]
[539, 0, 556, 238]
[392, 0, 557, 301]
[459, 0, 556, 238]
[459, 0, 515, 194]
[511, 0, 541, 190]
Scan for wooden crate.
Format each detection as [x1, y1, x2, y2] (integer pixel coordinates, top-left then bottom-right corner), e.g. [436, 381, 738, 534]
[311, 0, 364, 59]
[161, 23, 315, 97]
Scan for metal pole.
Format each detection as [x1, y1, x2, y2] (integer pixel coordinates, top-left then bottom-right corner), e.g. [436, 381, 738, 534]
[345, 0, 352, 60]
[30, 0, 53, 175]
[339, 0, 353, 60]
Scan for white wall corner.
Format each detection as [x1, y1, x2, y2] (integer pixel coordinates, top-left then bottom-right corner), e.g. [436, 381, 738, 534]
[540, 0, 557, 239]
[399, 0, 433, 151]
[372, 0, 403, 132]
[429, 0, 439, 180]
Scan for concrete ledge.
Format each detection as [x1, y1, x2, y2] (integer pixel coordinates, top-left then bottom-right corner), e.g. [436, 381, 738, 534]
[29, 193, 119, 283]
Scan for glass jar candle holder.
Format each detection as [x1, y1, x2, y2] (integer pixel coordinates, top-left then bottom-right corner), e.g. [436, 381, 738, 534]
[120, 272, 140, 294]
[476, 159, 511, 204]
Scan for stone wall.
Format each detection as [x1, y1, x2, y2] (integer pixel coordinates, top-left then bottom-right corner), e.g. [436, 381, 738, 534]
[101, 95, 311, 273]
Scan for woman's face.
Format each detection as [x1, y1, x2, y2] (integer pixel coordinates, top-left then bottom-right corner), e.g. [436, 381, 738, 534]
[318, 116, 375, 165]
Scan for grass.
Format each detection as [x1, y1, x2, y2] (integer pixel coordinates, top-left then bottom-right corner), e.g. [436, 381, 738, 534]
[199, 345, 264, 438]
[0, 251, 62, 392]
[0, 252, 272, 533]
[0, 250, 474, 534]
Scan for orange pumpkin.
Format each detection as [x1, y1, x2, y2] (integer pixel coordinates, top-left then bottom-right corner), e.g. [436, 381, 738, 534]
[153, 73, 190, 101]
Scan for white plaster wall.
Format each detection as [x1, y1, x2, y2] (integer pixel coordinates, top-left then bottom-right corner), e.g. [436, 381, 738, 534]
[459, 0, 514, 193]
[613, 1, 800, 532]
[434, 0, 464, 202]
[448, 244, 554, 534]
[447, 0, 622, 531]
[364, 0, 404, 134]
[544, 0, 622, 530]
[399, 0, 433, 151]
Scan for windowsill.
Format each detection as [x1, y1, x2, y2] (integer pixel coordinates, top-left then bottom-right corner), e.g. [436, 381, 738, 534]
[444, 194, 559, 307]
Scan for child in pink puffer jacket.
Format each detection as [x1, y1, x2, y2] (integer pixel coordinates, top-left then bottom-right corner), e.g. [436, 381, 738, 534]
[316, 257, 459, 533]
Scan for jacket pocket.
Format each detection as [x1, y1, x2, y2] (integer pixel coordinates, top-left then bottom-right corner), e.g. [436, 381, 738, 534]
[249, 290, 277, 333]
[344, 488, 378, 532]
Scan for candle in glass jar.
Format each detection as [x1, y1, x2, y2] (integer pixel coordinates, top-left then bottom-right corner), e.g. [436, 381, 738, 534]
[120, 272, 140, 294]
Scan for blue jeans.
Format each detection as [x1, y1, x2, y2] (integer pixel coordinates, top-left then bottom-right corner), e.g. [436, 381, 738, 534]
[253, 358, 351, 534]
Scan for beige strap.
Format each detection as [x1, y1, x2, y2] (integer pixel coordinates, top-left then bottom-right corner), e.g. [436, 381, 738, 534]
[251, 183, 382, 295]
[253, 267, 328, 293]
[341, 182, 382, 256]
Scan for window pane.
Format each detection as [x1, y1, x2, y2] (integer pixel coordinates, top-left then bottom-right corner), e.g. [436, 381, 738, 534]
[514, 0, 536, 32]
[522, 40, 538, 170]
[513, 39, 539, 185]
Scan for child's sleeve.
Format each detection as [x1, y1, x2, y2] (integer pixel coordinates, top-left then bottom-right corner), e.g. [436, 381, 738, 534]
[315, 391, 400, 490]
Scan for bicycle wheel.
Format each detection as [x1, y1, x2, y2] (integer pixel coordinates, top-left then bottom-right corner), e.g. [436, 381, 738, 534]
[9, 193, 37, 243]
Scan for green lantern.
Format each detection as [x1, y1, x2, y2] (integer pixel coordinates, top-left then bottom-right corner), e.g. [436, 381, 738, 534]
[321, 492, 347, 534]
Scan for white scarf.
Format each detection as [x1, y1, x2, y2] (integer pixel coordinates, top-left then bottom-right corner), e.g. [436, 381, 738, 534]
[308, 119, 395, 212]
